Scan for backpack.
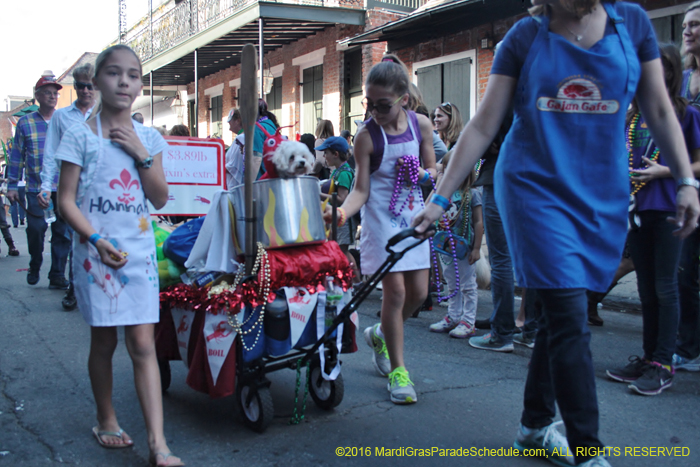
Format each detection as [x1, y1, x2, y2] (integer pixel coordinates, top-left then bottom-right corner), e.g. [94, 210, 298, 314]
[163, 216, 206, 266]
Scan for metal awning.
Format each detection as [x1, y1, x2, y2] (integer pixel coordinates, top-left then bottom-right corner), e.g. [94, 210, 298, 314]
[339, 0, 528, 50]
[140, 2, 365, 87]
[12, 105, 39, 117]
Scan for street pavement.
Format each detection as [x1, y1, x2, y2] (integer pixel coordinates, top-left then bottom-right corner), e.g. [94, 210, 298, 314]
[1, 224, 699, 467]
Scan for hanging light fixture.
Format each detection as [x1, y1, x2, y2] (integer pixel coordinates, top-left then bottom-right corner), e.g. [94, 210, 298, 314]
[259, 59, 274, 95]
[170, 81, 186, 122]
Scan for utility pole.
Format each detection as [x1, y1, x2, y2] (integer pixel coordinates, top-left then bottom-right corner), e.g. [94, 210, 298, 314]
[119, 0, 127, 44]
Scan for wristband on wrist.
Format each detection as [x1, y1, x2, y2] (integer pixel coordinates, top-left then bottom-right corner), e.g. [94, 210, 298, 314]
[89, 233, 102, 246]
[430, 193, 450, 210]
[135, 155, 154, 169]
[419, 171, 431, 186]
[337, 207, 347, 228]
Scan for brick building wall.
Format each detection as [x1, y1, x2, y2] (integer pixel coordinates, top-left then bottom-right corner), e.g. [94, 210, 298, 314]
[183, 8, 403, 140]
[186, 23, 374, 140]
[0, 102, 34, 147]
[393, 13, 525, 106]
[392, 0, 689, 107]
[1, 112, 15, 146]
[642, 0, 692, 10]
[179, 1, 689, 139]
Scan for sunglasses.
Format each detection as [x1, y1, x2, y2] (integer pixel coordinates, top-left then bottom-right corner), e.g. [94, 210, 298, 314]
[74, 81, 94, 91]
[362, 95, 403, 114]
[440, 102, 452, 115]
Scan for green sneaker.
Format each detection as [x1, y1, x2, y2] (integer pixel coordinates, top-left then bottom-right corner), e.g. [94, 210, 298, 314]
[387, 366, 417, 404]
[364, 323, 391, 376]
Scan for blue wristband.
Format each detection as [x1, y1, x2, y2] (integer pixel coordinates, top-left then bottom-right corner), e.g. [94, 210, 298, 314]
[430, 193, 450, 210]
[89, 233, 102, 246]
[419, 171, 431, 185]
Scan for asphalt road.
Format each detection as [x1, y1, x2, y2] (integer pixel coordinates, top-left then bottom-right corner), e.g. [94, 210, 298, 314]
[1, 225, 699, 467]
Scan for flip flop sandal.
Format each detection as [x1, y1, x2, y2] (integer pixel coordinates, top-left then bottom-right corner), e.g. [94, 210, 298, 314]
[149, 452, 185, 467]
[92, 426, 133, 449]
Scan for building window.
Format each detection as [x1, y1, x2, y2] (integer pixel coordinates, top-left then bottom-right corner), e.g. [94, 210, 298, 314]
[344, 48, 363, 132]
[188, 100, 196, 136]
[651, 13, 684, 44]
[211, 95, 223, 138]
[267, 76, 283, 117]
[302, 65, 323, 134]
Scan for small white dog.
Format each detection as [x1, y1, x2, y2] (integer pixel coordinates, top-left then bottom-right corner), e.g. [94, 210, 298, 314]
[270, 141, 315, 178]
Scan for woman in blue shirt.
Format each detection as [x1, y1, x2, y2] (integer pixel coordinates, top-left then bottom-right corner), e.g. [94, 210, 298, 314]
[414, 1, 700, 466]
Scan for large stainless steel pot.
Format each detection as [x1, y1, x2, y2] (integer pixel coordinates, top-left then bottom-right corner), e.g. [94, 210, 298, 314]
[230, 176, 326, 253]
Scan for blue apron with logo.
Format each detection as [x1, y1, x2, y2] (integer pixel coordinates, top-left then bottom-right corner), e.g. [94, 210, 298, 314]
[494, 3, 640, 292]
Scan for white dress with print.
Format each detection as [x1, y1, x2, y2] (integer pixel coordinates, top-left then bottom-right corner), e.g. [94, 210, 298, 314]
[59, 116, 166, 326]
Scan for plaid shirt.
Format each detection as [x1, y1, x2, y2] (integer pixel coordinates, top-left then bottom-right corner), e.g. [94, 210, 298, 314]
[8, 112, 49, 192]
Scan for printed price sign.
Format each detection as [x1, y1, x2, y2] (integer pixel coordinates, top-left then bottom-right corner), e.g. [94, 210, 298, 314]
[149, 137, 225, 216]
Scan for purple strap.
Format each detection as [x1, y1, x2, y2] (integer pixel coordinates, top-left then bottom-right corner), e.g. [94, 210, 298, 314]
[364, 110, 423, 175]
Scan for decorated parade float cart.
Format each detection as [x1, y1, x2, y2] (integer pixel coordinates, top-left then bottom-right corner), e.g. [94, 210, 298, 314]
[153, 45, 432, 432]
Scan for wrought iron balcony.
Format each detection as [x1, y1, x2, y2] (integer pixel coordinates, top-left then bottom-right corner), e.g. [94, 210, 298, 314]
[124, 0, 422, 64]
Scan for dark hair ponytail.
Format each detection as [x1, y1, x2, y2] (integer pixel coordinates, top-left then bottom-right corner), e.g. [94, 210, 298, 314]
[627, 43, 687, 126]
[258, 98, 279, 127]
[366, 54, 410, 97]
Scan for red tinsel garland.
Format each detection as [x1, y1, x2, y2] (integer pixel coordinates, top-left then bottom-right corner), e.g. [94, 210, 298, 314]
[160, 255, 353, 315]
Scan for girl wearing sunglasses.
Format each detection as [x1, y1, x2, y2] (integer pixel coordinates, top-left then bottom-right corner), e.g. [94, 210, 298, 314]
[325, 54, 436, 404]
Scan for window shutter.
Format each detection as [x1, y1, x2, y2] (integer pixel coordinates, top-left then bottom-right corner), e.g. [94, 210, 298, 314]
[416, 64, 442, 116]
[442, 58, 471, 123]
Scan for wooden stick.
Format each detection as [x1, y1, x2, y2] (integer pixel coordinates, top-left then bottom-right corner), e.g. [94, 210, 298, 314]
[240, 43, 258, 275]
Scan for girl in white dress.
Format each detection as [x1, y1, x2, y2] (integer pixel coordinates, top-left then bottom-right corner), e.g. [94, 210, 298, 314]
[325, 55, 436, 404]
[56, 45, 183, 467]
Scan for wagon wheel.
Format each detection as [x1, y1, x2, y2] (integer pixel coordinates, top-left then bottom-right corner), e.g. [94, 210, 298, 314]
[308, 357, 344, 410]
[237, 383, 274, 433]
[158, 359, 171, 393]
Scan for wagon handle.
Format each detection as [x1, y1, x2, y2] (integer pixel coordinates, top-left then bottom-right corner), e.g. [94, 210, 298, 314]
[386, 225, 436, 253]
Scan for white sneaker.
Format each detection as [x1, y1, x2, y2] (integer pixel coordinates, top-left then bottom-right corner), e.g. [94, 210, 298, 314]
[514, 421, 574, 466]
[578, 456, 611, 467]
[429, 316, 457, 333]
[364, 323, 391, 376]
[449, 322, 476, 339]
[672, 353, 700, 371]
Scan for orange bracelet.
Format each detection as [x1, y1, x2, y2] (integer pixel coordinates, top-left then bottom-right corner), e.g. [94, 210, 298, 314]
[337, 207, 347, 227]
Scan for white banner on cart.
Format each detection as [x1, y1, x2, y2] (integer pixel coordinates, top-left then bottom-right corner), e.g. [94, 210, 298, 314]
[203, 314, 237, 385]
[283, 287, 318, 347]
[150, 137, 225, 216]
[171, 307, 196, 368]
[315, 291, 348, 381]
[350, 309, 359, 330]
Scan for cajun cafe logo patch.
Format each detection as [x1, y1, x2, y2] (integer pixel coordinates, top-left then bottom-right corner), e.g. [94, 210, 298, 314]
[536, 78, 618, 114]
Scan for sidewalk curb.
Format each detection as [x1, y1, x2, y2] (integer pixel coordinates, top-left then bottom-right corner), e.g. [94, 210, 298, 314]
[600, 297, 641, 314]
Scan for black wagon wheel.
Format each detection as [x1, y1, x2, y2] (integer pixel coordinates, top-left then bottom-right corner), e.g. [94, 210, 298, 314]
[237, 383, 274, 433]
[158, 359, 171, 393]
[308, 357, 344, 410]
